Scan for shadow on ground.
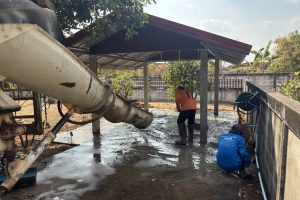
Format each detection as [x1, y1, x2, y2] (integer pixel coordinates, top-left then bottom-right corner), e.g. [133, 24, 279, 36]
[4, 109, 241, 200]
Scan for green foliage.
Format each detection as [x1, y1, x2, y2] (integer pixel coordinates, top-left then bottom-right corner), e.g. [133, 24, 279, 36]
[269, 31, 300, 73]
[133, 63, 169, 77]
[162, 61, 214, 98]
[52, 0, 155, 39]
[280, 71, 300, 101]
[111, 72, 135, 99]
[221, 62, 250, 74]
[208, 60, 216, 75]
[250, 40, 272, 71]
[228, 33, 299, 74]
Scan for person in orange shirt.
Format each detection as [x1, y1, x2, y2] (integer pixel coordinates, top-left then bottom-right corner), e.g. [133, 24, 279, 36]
[175, 85, 197, 145]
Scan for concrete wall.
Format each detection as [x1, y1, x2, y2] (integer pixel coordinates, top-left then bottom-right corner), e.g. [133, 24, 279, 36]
[130, 73, 289, 103]
[207, 88, 242, 103]
[246, 81, 300, 200]
[284, 130, 300, 200]
[223, 73, 290, 91]
[131, 88, 172, 102]
[130, 88, 243, 103]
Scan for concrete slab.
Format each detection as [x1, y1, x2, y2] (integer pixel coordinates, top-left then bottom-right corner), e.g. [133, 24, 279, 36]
[3, 109, 241, 200]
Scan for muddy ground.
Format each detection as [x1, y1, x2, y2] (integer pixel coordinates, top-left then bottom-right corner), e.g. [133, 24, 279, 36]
[3, 109, 262, 200]
[15, 101, 234, 133]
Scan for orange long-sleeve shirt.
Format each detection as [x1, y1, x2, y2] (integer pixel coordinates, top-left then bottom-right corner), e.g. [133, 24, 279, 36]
[175, 90, 197, 111]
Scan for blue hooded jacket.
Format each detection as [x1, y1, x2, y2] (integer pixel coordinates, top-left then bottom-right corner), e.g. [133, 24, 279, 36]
[216, 132, 251, 172]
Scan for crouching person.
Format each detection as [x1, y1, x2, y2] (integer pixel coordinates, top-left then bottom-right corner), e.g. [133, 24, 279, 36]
[216, 124, 251, 176]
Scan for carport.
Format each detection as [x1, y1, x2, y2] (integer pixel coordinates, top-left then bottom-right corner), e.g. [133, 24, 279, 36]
[66, 14, 252, 144]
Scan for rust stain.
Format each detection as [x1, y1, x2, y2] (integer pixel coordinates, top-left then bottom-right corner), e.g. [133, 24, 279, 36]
[60, 82, 76, 88]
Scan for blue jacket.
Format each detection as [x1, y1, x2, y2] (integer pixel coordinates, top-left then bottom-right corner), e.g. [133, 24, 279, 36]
[216, 132, 251, 172]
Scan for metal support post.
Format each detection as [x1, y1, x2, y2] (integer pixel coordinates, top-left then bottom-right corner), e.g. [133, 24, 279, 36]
[144, 62, 149, 111]
[200, 49, 208, 144]
[214, 58, 220, 116]
[33, 91, 43, 133]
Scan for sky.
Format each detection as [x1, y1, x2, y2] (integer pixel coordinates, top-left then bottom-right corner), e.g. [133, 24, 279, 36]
[145, 0, 300, 62]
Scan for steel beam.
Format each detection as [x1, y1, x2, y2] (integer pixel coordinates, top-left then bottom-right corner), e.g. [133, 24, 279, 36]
[98, 54, 145, 63]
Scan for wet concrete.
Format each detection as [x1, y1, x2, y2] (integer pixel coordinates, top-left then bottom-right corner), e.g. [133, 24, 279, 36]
[3, 109, 241, 200]
[54, 118, 121, 144]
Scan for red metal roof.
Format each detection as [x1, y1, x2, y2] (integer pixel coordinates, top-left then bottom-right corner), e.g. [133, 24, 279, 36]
[66, 14, 252, 67]
[148, 15, 251, 55]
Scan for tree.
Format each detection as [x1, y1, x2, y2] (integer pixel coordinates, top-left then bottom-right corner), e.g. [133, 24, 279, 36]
[162, 61, 214, 98]
[221, 61, 250, 74]
[162, 61, 199, 98]
[51, 0, 156, 39]
[112, 72, 135, 99]
[280, 71, 300, 101]
[269, 31, 300, 73]
[250, 40, 272, 71]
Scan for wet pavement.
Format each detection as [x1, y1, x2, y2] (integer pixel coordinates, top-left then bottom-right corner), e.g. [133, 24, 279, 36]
[3, 109, 241, 200]
[54, 118, 121, 144]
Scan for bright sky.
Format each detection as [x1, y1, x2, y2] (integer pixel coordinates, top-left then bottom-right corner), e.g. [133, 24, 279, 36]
[145, 0, 300, 62]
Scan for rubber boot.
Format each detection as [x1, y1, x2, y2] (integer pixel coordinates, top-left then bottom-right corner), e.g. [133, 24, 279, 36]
[175, 123, 187, 145]
[188, 124, 194, 143]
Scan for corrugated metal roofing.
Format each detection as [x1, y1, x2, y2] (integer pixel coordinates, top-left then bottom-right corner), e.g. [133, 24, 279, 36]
[67, 14, 252, 69]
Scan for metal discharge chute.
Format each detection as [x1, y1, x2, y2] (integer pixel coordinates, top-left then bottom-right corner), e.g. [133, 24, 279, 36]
[0, 24, 153, 127]
[0, 24, 153, 192]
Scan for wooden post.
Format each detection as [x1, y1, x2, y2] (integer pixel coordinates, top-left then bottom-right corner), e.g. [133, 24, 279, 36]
[214, 58, 220, 116]
[200, 50, 208, 144]
[144, 62, 149, 111]
[89, 55, 100, 135]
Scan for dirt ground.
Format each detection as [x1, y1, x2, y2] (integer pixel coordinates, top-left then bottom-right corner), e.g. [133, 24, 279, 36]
[241, 177, 263, 200]
[7, 102, 262, 200]
[148, 102, 234, 111]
